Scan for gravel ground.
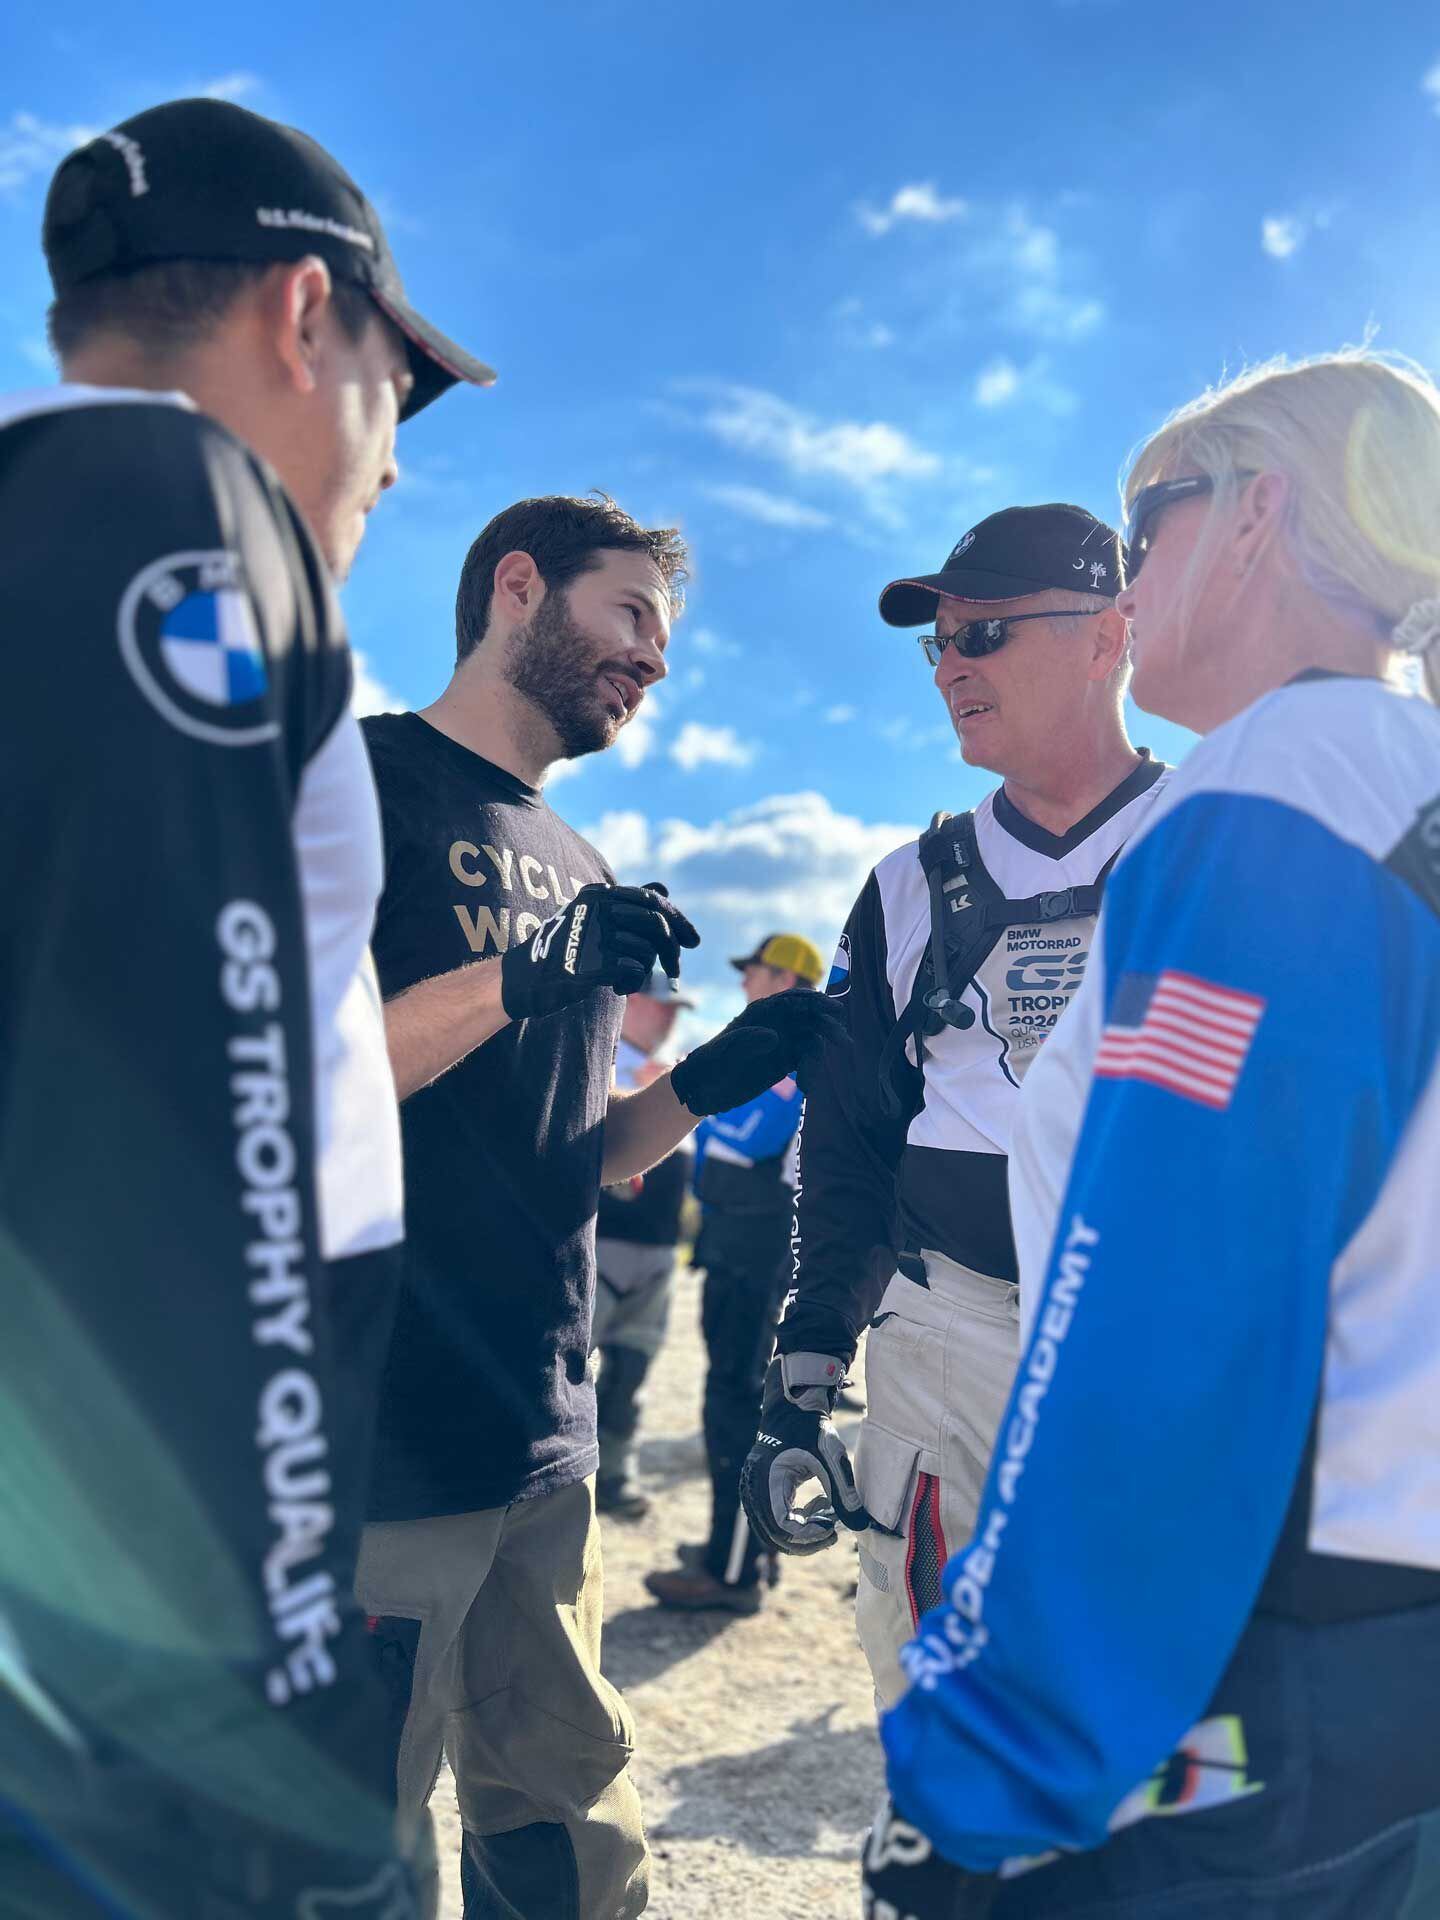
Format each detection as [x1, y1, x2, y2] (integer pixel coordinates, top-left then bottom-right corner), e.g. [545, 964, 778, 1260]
[431, 1267, 882, 1917]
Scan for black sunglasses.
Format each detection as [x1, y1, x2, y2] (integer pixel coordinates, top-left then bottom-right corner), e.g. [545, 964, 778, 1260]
[919, 609, 1099, 668]
[1122, 475, 1216, 583]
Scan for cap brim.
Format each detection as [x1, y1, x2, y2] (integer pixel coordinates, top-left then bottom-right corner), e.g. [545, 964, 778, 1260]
[729, 954, 760, 974]
[878, 570, 1057, 627]
[371, 290, 496, 422]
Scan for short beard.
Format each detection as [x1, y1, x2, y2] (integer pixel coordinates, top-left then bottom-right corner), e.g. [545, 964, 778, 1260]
[504, 589, 619, 761]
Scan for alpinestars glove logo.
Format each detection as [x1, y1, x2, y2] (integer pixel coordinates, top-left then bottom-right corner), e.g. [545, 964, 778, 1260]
[564, 901, 588, 975]
[531, 911, 563, 963]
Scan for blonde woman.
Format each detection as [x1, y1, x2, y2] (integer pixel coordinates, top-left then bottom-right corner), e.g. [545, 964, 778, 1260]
[867, 352, 1440, 1920]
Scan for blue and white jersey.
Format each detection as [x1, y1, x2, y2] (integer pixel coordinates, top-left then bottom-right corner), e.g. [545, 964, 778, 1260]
[693, 1077, 802, 1186]
[882, 673, 1440, 1871]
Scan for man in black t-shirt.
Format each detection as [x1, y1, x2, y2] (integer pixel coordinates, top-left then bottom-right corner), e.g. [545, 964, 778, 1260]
[358, 494, 844, 1920]
[1, 99, 492, 1920]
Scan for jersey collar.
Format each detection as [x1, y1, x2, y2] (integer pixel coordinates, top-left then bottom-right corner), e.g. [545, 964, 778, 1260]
[993, 749, 1166, 859]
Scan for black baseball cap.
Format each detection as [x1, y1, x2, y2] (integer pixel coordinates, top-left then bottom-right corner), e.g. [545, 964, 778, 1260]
[878, 503, 1124, 627]
[42, 98, 495, 421]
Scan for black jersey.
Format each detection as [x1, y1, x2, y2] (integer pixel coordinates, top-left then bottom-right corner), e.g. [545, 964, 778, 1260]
[362, 713, 623, 1521]
[779, 757, 1169, 1366]
[0, 387, 415, 1915]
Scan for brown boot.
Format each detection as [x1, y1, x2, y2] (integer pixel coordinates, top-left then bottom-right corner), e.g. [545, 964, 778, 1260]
[643, 1566, 764, 1615]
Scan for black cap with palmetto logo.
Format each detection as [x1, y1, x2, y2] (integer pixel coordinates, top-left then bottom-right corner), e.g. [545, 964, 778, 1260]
[42, 97, 495, 421]
[878, 502, 1124, 627]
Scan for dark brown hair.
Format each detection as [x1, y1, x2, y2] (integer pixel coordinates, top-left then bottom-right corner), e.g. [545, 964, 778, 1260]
[454, 492, 689, 664]
[47, 259, 376, 360]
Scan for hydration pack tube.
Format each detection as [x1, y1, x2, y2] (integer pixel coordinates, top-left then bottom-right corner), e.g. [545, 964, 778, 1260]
[877, 810, 1117, 1120]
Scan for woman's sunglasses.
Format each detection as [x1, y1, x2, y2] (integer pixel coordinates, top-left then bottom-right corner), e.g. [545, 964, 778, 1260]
[1122, 475, 1217, 583]
[919, 609, 1099, 668]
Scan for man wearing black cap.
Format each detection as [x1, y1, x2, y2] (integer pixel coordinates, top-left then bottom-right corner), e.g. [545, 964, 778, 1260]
[740, 505, 1171, 1714]
[0, 97, 491, 1919]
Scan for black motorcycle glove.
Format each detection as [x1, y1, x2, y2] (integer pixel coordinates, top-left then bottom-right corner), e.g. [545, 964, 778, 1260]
[668, 987, 847, 1118]
[500, 881, 699, 1022]
[739, 1352, 870, 1557]
[861, 1797, 999, 1918]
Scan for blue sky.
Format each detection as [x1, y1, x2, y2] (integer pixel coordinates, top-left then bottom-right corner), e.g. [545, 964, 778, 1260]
[4, 3, 1439, 1033]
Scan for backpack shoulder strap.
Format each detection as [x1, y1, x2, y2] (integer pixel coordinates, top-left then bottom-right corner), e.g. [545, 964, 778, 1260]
[878, 812, 1006, 1118]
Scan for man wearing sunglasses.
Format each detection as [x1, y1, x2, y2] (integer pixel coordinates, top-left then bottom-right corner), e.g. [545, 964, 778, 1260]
[740, 502, 1170, 1723]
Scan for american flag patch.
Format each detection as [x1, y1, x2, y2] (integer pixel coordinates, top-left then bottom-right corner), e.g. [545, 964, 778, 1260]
[1093, 969, 1265, 1111]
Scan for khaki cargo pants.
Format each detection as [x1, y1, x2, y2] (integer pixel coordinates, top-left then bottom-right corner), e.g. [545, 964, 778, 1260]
[853, 1251, 1021, 1712]
[356, 1477, 648, 1919]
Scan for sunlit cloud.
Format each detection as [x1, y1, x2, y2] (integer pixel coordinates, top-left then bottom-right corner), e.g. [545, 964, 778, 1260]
[683, 382, 940, 488]
[1423, 59, 1440, 113]
[1261, 214, 1304, 259]
[975, 359, 1021, 407]
[857, 181, 968, 237]
[669, 721, 758, 771]
[702, 483, 833, 530]
[350, 651, 406, 716]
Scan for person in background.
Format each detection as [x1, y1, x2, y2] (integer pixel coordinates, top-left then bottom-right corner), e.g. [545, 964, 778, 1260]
[0, 96, 491, 1919]
[873, 351, 1440, 1919]
[593, 973, 696, 1520]
[645, 933, 826, 1614]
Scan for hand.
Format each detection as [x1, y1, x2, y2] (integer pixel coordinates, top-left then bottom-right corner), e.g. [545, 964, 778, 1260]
[739, 1352, 870, 1556]
[500, 881, 699, 1022]
[669, 988, 847, 1119]
[861, 1796, 999, 1918]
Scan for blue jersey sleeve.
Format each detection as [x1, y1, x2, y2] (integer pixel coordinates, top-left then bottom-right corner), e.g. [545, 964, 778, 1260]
[881, 789, 1440, 1869]
[701, 1080, 802, 1164]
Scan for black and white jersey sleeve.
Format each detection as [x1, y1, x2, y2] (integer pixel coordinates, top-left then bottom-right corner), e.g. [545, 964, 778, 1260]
[0, 389, 415, 1916]
[776, 870, 912, 1367]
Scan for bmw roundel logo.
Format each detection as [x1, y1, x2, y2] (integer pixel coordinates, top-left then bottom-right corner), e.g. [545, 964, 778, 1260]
[118, 549, 279, 746]
[827, 933, 852, 998]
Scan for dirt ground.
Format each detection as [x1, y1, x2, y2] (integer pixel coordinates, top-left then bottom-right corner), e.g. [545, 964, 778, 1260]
[431, 1268, 883, 1917]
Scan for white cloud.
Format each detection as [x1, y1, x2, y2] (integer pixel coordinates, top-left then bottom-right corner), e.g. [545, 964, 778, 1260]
[689, 627, 739, 657]
[581, 791, 917, 1001]
[1261, 214, 1304, 259]
[974, 359, 1021, 408]
[702, 483, 832, 531]
[669, 721, 757, 772]
[350, 651, 406, 716]
[858, 181, 968, 237]
[682, 381, 940, 489]
[823, 704, 857, 724]
[971, 352, 1077, 417]
[197, 72, 260, 101]
[1424, 60, 1440, 113]
[834, 297, 896, 350]
[615, 692, 662, 769]
[0, 110, 98, 193]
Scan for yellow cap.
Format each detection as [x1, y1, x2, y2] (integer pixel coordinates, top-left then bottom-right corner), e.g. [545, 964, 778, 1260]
[730, 931, 825, 987]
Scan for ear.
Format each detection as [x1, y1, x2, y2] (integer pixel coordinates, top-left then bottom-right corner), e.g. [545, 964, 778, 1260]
[1233, 470, 1291, 578]
[1087, 605, 1131, 683]
[491, 550, 545, 625]
[269, 256, 335, 400]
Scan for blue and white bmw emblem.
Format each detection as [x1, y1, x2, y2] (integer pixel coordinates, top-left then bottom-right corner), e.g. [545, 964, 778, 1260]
[118, 549, 279, 746]
[827, 933, 852, 998]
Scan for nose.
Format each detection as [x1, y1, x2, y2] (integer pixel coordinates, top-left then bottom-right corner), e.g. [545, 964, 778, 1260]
[1115, 583, 1137, 621]
[631, 634, 668, 687]
[934, 644, 970, 691]
[379, 452, 400, 494]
